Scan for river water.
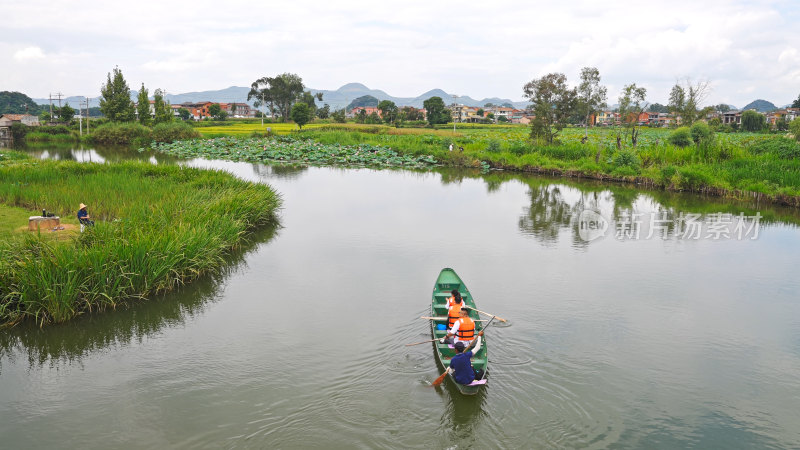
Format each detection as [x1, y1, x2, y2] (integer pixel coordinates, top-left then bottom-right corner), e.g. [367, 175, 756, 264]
[2, 146, 800, 448]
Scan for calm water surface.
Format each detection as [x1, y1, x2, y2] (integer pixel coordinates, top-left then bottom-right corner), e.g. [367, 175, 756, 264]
[2, 146, 800, 448]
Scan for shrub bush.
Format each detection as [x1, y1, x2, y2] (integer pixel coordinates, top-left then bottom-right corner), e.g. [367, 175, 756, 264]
[612, 150, 641, 170]
[90, 122, 152, 146]
[508, 141, 529, 155]
[790, 118, 800, 142]
[151, 122, 200, 143]
[36, 125, 72, 135]
[690, 122, 715, 147]
[486, 140, 501, 153]
[669, 127, 693, 147]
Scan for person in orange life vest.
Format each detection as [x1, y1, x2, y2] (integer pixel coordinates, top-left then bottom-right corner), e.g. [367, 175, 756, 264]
[446, 289, 460, 308]
[446, 292, 464, 330]
[448, 332, 485, 384]
[441, 307, 475, 345]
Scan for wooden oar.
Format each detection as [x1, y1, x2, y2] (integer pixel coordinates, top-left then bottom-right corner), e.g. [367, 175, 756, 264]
[420, 316, 489, 322]
[431, 367, 451, 387]
[405, 338, 442, 347]
[463, 306, 507, 323]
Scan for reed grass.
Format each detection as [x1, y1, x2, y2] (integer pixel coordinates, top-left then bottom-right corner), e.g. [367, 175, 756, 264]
[0, 159, 281, 326]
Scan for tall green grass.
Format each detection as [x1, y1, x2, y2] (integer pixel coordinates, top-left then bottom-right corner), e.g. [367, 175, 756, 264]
[0, 160, 281, 326]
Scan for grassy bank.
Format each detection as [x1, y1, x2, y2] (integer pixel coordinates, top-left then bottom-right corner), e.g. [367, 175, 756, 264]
[145, 121, 800, 205]
[294, 124, 800, 206]
[0, 154, 281, 326]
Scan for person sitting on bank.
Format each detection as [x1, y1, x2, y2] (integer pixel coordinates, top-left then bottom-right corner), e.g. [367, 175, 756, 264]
[77, 203, 94, 230]
[447, 332, 485, 385]
[441, 306, 475, 345]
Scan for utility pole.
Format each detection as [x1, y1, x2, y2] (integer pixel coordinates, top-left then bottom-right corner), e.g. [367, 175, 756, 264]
[79, 97, 90, 136]
[452, 94, 458, 133]
[49, 94, 53, 123]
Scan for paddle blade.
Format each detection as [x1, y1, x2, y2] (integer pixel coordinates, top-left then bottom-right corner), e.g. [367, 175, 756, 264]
[431, 368, 449, 387]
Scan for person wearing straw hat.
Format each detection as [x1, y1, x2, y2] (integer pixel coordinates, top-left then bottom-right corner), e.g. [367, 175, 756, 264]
[77, 203, 94, 231]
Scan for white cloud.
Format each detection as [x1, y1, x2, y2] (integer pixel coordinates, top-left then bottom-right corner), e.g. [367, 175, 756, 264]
[13, 46, 45, 60]
[1, 0, 798, 106]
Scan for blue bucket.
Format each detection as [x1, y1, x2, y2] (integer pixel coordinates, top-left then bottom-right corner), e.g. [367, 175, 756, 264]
[436, 324, 446, 331]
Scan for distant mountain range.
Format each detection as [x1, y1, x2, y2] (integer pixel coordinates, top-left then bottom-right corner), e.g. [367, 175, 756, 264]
[28, 86, 793, 114]
[31, 83, 530, 111]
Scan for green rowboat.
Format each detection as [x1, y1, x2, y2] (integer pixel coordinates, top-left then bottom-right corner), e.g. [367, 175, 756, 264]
[430, 268, 488, 395]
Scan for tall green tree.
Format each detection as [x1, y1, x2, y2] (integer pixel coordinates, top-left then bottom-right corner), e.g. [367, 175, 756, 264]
[792, 94, 800, 108]
[56, 102, 76, 122]
[207, 103, 226, 121]
[618, 83, 647, 146]
[317, 103, 331, 119]
[331, 108, 346, 123]
[377, 100, 398, 125]
[290, 102, 312, 129]
[178, 108, 191, 121]
[153, 89, 173, 124]
[401, 106, 423, 121]
[298, 90, 323, 117]
[523, 73, 577, 144]
[99, 66, 136, 122]
[423, 96, 448, 126]
[247, 73, 305, 122]
[741, 110, 765, 132]
[576, 67, 607, 138]
[137, 83, 151, 126]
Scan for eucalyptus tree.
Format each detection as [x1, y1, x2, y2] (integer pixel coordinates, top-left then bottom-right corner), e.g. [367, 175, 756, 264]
[618, 83, 647, 146]
[523, 72, 577, 144]
[576, 67, 607, 139]
[668, 79, 711, 126]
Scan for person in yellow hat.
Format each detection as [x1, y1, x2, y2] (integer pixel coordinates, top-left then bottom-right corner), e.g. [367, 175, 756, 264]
[77, 203, 94, 231]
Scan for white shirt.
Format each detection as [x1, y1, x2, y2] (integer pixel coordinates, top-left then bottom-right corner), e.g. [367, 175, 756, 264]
[448, 317, 475, 343]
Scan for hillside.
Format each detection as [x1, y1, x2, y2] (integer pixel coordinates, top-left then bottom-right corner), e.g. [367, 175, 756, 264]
[0, 91, 43, 115]
[741, 99, 777, 112]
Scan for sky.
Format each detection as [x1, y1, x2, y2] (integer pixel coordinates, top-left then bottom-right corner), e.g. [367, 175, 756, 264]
[3, 0, 800, 108]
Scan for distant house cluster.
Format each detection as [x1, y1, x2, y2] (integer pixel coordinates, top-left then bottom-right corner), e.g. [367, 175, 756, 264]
[592, 107, 800, 127]
[348, 104, 535, 124]
[134, 101, 256, 120]
[451, 105, 532, 124]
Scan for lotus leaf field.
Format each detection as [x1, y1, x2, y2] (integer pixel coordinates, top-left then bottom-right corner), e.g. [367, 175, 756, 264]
[146, 137, 440, 169]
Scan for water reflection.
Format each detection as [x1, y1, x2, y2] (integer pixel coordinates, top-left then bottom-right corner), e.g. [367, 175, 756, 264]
[18, 143, 179, 164]
[0, 226, 277, 370]
[251, 162, 308, 180]
[512, 176, 799, 246]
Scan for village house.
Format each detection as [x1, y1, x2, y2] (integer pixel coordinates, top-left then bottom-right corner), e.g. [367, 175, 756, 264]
[722, 110, 742, 126]
[350, 106, 381, 118]
[0, 114, 40, 127]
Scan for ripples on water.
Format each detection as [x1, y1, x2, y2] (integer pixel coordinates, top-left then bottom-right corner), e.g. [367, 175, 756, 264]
[2, 156, 800, 448]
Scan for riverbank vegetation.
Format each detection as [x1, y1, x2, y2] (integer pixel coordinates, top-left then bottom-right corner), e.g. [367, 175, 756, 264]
[0, 154, 281, 326]
[148, 121, 800, 206]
